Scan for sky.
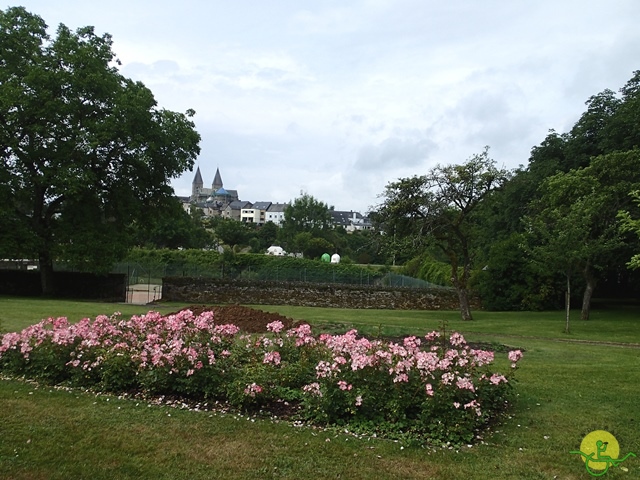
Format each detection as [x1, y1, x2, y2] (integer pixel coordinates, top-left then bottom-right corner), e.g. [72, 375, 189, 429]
[11, 0, 640, 213]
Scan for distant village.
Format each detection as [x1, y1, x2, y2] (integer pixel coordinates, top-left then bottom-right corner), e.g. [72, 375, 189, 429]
[178, 167, 373, 233]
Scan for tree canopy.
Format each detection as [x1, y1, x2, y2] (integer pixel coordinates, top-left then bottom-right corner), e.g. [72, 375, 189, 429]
[373, 147, 510, 320]
[0, 7, 201, 294]
[280, 193, 334, 254]
[474, 71, 640, 311]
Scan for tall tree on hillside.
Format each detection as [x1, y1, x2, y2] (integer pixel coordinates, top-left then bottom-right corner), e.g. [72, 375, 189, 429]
[528, 150, 640, 322]
[280, 193, 333, 251]
[372, 147, 510, 320]
[0, 7, 201, 294]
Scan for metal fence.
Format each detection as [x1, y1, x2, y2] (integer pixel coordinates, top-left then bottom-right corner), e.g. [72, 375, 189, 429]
[111, 261, 446, 290]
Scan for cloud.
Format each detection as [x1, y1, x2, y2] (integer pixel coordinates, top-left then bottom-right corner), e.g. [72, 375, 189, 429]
[355, 133, 436, 172]
[16, 0, 640, 214]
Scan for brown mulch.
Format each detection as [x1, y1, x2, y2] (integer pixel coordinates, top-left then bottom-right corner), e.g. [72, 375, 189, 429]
[165, 304, 302, 333]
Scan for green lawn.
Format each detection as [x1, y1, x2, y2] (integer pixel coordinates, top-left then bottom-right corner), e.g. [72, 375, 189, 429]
[1, 296, 639, 479]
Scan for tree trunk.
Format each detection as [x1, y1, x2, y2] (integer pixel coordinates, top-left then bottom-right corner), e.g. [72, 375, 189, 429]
[564, 273, 571, 334]
[451, 262, 473, 321]
[39, 252, 55, 296]
[457, 287, 473, 321]
[581, 267, 597, 321]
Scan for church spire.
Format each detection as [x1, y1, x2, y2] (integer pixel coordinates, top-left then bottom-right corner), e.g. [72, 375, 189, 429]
[212, 167, 223, 191]
[192, 166, 203, 198]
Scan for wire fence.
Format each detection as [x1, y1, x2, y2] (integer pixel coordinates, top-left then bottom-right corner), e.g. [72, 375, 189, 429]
[110, 261, 446, 290]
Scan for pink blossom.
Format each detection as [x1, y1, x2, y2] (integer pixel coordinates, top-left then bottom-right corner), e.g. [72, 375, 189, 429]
[337, 380, 352, 391]
[403, 336, 421, 350]
[266, 320, 284, 333]
[355, 395, 363, 406]
[441, 372, 455, 385]
[393, 373, 409, 383]
[424, 331, 440, 342]
[425, 384, 434, 396]
[489, 373, 507, 385]
[455, 376, 476, 392]
[471, 349, 495, 367]
[263, 351, 281, 365]
[508, 350, 523, 363]
[244, 383, 263, 397]
[302, 382, 322, 397]
[315, 361, 334, 378]
[449, 332, 466, 347]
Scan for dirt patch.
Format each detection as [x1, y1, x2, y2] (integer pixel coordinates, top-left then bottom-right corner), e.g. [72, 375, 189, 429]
[165, 304, 302, 333]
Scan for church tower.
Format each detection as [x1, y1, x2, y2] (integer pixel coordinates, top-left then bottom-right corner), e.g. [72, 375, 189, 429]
[212, 167, 223, 192]
[191, 166, 204, 200]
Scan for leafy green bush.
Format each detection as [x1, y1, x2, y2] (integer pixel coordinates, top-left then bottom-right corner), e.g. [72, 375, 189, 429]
[0, 311, 522, 446]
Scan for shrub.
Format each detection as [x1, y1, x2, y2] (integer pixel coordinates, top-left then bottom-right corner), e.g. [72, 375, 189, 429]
[0, 311, 522, 446]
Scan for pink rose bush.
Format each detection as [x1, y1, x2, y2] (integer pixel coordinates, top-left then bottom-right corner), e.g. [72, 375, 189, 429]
[0, 311, 522, 445]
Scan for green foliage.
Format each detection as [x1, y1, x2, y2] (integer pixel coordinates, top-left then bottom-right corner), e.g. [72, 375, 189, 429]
[373, 147, 511, 320]
[120, 248, 386, 284]
[472, 72, 640, 310]
[132, 200, 214, 250]
[0, 7, 200, 293]
[0, 313, 521, 447]
[473, 233, 562, 311]
[209, 217, 255, 249]
[280, 193, 333, 250]
[403, 254, 453, 287]
[618, 190, 640, 269]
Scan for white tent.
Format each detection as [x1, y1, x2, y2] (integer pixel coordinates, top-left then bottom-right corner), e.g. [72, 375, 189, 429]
[266, 245, 286, 256]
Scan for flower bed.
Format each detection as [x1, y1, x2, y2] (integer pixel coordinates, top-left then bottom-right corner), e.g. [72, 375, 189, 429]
[0, 308, 522, 445]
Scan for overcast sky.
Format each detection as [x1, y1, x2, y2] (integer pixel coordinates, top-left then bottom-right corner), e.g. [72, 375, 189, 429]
[12, 0, 640, 212]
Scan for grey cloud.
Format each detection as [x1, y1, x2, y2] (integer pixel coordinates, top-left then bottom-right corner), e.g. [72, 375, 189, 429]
[354, 133, 436, 172]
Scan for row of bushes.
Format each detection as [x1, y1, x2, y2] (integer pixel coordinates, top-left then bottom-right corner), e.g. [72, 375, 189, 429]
[0, 309, 522, 445]
[117, 248, 390, 285]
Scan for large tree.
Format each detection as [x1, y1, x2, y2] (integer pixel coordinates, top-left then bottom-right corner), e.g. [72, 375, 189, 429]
[527, 149, 640, 323]
[373, 147, 510, 320]
[280, 193, 333, 251]
[0, 7, 200, 294]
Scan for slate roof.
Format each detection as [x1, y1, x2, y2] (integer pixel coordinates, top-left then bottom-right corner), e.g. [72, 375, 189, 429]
[266, 203, 288, 212]
[227, 200, 252, 210]
[252, 201, 272, 210]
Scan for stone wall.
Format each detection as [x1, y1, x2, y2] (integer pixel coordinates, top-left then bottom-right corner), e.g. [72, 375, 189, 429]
[162, 277, 479, 310]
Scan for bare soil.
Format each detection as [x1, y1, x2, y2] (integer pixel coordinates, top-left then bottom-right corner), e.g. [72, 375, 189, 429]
[165, 304, 302, 333]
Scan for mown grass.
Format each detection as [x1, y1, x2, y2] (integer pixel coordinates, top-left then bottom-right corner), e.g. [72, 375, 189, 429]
[1, 296, 639, 479]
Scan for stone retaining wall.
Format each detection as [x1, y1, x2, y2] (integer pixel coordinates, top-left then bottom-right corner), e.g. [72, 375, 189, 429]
[162, 277, 479, 310]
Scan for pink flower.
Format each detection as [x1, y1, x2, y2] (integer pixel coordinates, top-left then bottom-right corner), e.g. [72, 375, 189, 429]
[471, 349, 495, 367]
[266, 320, 284, 333]
[355, 395, 363, 406]
[441, 372, 454, 385]
[244, 383, 263, 397]
[456, 376, 476, 392]
[393, 373, 409, 383]
[302, 382, 322, 397]
[425, 383, 434, 396]
[449, 332, 466, 347]
[337, 380, 352, 391]
[424, 331, 440, 342]
[508, 350, 523, 363]
[263, 351, 281, 365]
